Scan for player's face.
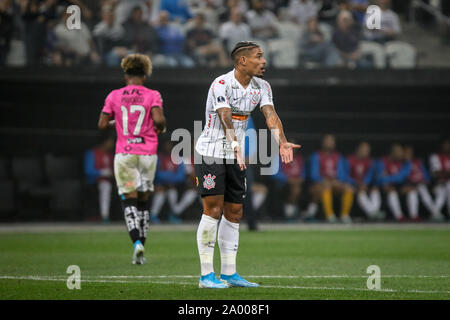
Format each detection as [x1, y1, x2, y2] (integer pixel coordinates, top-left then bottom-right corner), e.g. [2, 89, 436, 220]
[322, 135, 336, 151]
[357, 143, 370, 158]
[246, 47, 266, 77]
[391, 145, 404, 160]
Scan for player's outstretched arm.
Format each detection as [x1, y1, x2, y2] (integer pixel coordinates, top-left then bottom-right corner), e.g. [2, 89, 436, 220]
[217, 107, 246, 171]
[151, 106, 166, 135]
[98, 112, 115, 130]
[261, 105, 301, 164]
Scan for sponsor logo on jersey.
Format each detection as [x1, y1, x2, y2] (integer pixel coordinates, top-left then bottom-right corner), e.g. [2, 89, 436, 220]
[217, 96, 226, 103]
[203, 173, 216, 190]
[219, 80, 225, 85]
[127, 137, 145, 144]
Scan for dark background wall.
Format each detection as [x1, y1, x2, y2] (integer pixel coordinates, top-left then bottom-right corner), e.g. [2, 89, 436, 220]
[1, 67, 449, 158]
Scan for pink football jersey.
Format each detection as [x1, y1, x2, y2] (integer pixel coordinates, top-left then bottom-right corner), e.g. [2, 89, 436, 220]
[102, 85, 163, 155]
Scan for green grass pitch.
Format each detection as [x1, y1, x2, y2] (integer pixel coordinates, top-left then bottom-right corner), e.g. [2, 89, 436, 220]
[0, 224, 449, 300]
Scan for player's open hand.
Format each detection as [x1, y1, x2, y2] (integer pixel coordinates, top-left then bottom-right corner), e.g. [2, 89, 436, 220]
[280, 142, 302, 164]
[234, 146, 247, 171]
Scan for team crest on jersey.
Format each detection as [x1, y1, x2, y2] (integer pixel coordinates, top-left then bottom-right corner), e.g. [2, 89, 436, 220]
[203, 173, 216, 190]
[217, 96, 226, 103]
[219, 80, 225, 85]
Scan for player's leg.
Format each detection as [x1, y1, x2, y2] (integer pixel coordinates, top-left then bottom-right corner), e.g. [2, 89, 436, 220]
[369, 187, 385, 220]
[433, 183, 447, 217]
[150, 185, 166, 224]
[336, 181, 354, 223]
[137, 191, 150, 245]
[129, 154, 157, 264]
[417, 183, 444, 221]
[385, 185, 405, 222]
[321, 180, 337, 222]
[304, 184, 321, 220]
[403, 185, 420, 221]
[357, 185, 377, 219]
[195, 158, 227, 288]
[98, 180, 112, 223]
[284, 179, 302, 222]
[114, 154, 142, 247]
[218, 162, 258, 288]
[166, 186, 182, 224]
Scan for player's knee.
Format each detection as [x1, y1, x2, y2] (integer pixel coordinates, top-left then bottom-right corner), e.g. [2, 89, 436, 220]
[224, 206, 243, 223]
[205, 205, 222, 219]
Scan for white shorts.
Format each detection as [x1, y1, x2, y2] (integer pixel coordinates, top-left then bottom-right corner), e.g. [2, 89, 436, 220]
[114, 154, 157, 195]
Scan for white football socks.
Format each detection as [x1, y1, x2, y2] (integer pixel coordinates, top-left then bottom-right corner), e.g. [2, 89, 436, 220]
[406, 190, 419, 219]
[150, 191, 166, 218]
[98, 180, 112, 220]
[173, 190, 197, 215]
[358, 189, 382, 218]
[387, 191, 404, 220]
[197, 214, 218, 276]
[218, 216, 239, 276]
[417, 184, 440, 217]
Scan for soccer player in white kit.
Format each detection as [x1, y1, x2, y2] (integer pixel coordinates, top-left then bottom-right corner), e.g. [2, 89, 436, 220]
[98, 54, 166, 264]
[195, 41, 301, 288]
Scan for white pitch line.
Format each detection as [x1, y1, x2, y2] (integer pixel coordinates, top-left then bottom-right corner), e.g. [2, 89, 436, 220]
[95, 274, 450, 279]
[1, 275, 450, 295]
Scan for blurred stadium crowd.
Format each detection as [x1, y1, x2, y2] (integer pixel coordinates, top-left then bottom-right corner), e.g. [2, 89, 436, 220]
[1, 0, 449, 68]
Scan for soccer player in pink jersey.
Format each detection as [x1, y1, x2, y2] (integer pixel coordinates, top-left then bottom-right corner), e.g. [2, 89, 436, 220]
[98, 54, 166, 264]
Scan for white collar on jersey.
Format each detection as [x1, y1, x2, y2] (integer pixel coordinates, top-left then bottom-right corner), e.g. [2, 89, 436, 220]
[231, 69, 261, 91]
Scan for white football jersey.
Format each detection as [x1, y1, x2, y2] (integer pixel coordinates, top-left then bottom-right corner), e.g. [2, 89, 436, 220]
[195, 69, 274, 159]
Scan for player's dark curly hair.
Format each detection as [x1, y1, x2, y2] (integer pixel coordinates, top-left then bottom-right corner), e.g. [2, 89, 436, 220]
[230, 41, 260, 61]
[121, 54, 153, 77]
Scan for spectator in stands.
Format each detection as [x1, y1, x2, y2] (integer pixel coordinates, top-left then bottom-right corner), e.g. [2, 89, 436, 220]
[316, 0, 340, 23]
[84, 136, 115, 223]
[192, 0, 221, 31]
[20, 0, 59, 65]
[115, 0, 155, 26]
[332, 9, 361, 68]
[0, 0, 14, 66]
[93, 6, 127, 66]
[219, 8, 252, 54]
[246, 0, 279, 40]
[340, 0, 369, 26]
[363, 0, 401, 43]
[159, 0, 193, 23]
[150, 141, 186, 224]
[299, 16, 341, 67]
[53, 10, 101, 66]
[310, 134, 355, 223]
[287, 0, 317, 26]
[403, 145, 444, 221]
[272, 140, 306, 222]
[218, 0, 248, 24]
[186, 12, 229, 67]
[376, 143, 411, 222]
[347, 142, 385, 221]
[155, 10, 195, 67]
[122, 6, 159, 56]
[429, 138, 450, 221]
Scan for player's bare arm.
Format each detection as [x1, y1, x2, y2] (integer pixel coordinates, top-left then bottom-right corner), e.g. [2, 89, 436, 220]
[216, 107, 246, 171]
[98, 112, 115, 130]
[151, 106, 166, 135]
[261, 104, 301, 164]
